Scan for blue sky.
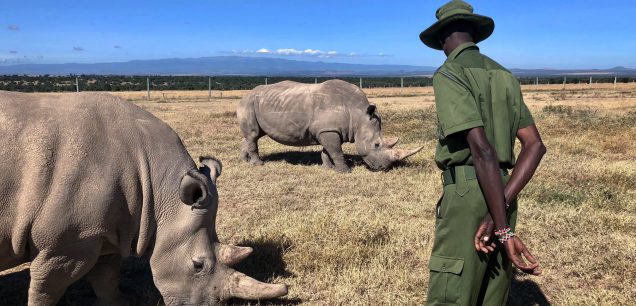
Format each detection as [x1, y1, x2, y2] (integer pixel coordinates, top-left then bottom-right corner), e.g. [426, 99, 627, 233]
[1, 0, 635, 69]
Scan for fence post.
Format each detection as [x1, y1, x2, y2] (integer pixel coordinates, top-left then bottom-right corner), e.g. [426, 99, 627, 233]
[535, 77, 538, 86]
[208, 77, 211, 101]
[563, 76, 566, 90]
[359, 77, 362, 89]
[76, 77, 79, 92]
[614, 76, 617, 89]
[315, 78, 317, 84]
[400, 77, 404, 94]
[147, 77, 150, 100]
[265, 77, 268, 85]
[589, 76, 592, 88]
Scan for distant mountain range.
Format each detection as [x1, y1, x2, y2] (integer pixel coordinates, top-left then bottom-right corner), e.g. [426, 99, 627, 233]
[510, 66, 636, 77]
[0, 56, 634, 77]
[0, 56, 436, 76]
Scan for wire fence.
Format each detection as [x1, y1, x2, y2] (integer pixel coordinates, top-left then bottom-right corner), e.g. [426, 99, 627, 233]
[1, 75, 635, 93]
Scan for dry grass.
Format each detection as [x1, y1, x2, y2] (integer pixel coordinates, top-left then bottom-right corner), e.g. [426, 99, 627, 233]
[1, 84, 636, 305]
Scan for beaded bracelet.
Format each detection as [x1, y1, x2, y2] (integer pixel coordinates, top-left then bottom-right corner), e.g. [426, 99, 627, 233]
[494, 227, 516, 243]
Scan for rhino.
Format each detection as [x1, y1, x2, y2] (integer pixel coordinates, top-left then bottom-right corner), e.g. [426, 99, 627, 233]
[0, 91, 287, 305]
[237, 80, 423, 173]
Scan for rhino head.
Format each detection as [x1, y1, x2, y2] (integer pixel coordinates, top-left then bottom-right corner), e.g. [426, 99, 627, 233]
[355, 105, 424, 171]
[150, 157, 287, 305]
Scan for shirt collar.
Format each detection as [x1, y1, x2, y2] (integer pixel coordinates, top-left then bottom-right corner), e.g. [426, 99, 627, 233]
[446, 42, 479, 62]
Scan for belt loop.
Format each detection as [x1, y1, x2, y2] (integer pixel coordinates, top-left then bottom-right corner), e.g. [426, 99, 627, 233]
[455, 166, 469, 196]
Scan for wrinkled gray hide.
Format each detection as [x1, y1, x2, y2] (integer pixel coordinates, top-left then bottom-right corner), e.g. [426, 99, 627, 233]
[237, 80, 423, 172]
[0, 92, 287, 306]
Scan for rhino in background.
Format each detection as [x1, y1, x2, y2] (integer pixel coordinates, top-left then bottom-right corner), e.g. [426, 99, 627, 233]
[0, 92, 287, 305]
[237, 80, 423, 173]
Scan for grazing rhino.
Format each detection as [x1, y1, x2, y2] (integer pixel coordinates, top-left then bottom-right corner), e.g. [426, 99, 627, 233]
[237, 80, 423, 173]
[0, 92, 287, 306]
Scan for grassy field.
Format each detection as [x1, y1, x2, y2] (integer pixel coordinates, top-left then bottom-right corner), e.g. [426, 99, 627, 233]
[1, 84, 635, 305]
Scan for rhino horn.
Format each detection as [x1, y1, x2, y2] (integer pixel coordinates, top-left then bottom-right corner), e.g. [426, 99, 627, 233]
[388, 145, 424, 162]
[383, 137, 399, 148]
[225, 271, 288, 300]
[217, 244, 253, 266]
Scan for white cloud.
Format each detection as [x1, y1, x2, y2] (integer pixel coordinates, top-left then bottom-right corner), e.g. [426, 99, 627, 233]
[276, 48, 303, 55]
[303, 49, 323, 55]
[224, 47, 388, 59]
[7, 25, 19, 31]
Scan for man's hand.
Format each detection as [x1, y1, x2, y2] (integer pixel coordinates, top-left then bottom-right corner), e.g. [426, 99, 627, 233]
[503, 236, 541, 275]
[474, 214, 496, 253]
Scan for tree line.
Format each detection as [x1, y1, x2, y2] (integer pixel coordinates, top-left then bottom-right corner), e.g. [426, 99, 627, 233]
[517, 76, 635, 86]
[0, 75, 633, 92]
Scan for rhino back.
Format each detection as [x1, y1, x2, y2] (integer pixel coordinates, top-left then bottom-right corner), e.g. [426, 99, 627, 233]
[252, 80, 369, 144]
[0, 92, 192, 268]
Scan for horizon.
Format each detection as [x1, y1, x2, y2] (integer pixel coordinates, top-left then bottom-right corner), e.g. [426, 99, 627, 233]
[1, 0, 635, 70]
[0, 55, 633, 72]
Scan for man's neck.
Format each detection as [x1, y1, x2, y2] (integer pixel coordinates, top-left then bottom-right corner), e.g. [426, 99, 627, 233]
[443, 33, 474, 56]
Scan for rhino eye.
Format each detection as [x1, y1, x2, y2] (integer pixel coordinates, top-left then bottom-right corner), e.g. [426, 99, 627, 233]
[374, 143, 380, 149]
[192, 259, 205, 273]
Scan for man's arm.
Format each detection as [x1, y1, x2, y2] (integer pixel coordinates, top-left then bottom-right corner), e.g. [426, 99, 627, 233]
[504, 124, 546, 205]
[474, 124, 546, 252]
[465, 127, 507, 229]
[466, 127, 541, 275]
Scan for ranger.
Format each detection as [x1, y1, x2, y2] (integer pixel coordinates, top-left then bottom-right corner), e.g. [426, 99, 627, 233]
[419, 1, 547, 305]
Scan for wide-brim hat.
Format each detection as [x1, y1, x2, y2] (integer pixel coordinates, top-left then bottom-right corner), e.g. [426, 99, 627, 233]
[420, 0, 495, 50]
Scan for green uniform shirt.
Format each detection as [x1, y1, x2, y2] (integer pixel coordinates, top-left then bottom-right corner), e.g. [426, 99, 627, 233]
[433, 42, 534, 170]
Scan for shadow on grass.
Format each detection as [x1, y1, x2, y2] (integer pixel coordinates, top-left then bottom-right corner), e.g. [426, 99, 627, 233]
[509, 276, 551, 306]
[228, 236, 300, 305]
[0, 268, 30, 305]
[262, 150, 364, 169]
[261, 150, 421, 173]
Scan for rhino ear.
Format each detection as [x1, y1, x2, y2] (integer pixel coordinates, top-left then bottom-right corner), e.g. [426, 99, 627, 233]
[199, 156, 222, 184]
[180, 171, 207, 205]
[366, 104, 377, 117]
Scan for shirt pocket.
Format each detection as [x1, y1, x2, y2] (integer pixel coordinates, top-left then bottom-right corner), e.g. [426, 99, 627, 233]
[428, 255, 465, 305]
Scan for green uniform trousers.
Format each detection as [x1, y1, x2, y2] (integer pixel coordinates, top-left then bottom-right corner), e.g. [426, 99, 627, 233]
[426, 166, 517, 306]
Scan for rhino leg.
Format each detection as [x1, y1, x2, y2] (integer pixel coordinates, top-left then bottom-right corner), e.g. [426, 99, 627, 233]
[318, 132, 350, 173]
[241, 135, 264, 165]
[28, 240, 102, 306]
[85, 254, 128, 306]
[321, 148, 335, 169]
[238, 105, 264, 165]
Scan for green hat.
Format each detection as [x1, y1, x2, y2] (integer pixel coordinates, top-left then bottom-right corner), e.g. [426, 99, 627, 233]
[419, 0, 495, 50]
